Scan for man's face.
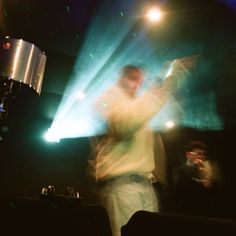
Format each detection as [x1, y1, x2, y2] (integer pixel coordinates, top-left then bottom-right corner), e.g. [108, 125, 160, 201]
[121, 69, 144, 97]
[186, 148, 207, 165]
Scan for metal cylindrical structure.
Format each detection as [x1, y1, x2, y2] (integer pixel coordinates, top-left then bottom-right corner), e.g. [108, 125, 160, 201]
[0, 37, 47, 94]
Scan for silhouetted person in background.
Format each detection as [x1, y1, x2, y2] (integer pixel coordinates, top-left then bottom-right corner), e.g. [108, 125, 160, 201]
[171, 140, 223, 217]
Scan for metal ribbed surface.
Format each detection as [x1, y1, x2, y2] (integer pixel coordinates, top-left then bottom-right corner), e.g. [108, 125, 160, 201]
[0, 38, 47, 94]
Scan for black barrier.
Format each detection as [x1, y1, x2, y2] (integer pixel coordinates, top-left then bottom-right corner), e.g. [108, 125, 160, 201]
[121, 211, 236, 236]
[0, 195, 112, 236]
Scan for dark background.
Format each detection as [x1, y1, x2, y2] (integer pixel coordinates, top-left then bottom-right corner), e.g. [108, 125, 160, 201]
[0, 0, 236, 217]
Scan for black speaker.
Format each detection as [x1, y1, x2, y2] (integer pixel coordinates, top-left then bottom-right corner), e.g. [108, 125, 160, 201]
[121, 211, 236, 236]
[0, 195, 112, 236]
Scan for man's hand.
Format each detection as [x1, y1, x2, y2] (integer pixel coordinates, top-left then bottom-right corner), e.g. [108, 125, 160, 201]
[176, 54, 201, 71]
[157, 54, 201, 94]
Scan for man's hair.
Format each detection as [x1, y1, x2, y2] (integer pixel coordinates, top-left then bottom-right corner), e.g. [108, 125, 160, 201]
[120, 65, 143, 78]
[184, 140, 207, 152]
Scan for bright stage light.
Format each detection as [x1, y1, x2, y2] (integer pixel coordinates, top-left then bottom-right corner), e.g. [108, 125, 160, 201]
[44, 128, 60, 143]
[76, 91, 85, 100]
[165, 120, 175, 128]
[147, 8, 163, 22]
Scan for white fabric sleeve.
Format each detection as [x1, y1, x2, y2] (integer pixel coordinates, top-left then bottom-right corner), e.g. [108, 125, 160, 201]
[96, 87, 170, 139]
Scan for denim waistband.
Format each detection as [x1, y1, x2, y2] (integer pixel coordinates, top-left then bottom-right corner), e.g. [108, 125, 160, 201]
[98, 173, 156, 187]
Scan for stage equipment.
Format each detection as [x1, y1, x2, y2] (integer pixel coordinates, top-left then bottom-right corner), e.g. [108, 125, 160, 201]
[0, 37, 46, 118]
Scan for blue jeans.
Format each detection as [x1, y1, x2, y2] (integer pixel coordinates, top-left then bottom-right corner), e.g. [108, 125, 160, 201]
[99, 174, 159, 236]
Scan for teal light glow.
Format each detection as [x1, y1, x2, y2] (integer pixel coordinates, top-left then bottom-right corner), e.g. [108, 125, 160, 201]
[182, 93, 224, 130]
[45, 2, 166, 141]
[45, 1, 224, 142]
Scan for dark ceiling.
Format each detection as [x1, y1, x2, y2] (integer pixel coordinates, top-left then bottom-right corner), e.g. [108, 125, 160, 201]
[0, 0, 99, 57]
